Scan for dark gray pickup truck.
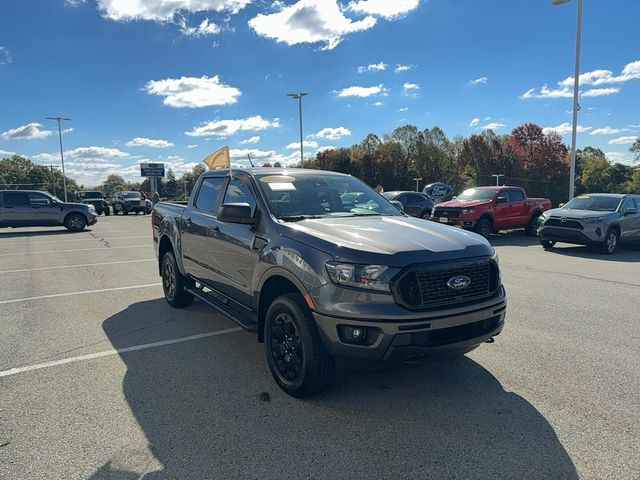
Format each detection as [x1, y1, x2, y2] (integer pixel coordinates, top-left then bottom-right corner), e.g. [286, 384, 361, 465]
[153, 168, 506, 397]
[0, 190, 98, 231]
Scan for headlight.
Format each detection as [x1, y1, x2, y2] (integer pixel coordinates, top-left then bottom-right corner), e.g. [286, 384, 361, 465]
[584, 216, 605, 224]
[461, 207, 475, 214]
[88, 204, 96, 213]
[325, 261, 397, 292]
[491, 249, 499, 265]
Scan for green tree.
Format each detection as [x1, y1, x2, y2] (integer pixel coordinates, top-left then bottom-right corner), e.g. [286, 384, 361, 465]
[630, 138, 640, 163]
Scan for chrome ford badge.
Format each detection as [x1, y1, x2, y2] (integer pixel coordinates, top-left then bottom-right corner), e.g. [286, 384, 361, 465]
[447, 275, 471, 290]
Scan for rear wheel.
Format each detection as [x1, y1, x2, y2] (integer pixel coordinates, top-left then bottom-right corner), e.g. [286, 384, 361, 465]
[540, 239, 556, 249]
[64, 213, 87, 232]
[474, 218, 492, 239]
[104, 206, 110, 216]
[161, 251, 194, 307]
[265, 293, 335, 397]
[526, 213, 541, 236]
[600, 228, 618, 254]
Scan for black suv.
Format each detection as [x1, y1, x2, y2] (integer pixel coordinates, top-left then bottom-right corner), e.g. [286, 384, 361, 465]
[382, 191, 434, 219]
[112, 191, 147, 215]
[81, 191, 110, 215]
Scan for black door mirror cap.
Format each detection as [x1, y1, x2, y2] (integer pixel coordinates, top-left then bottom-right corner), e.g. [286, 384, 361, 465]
[218, 203, 256, 225]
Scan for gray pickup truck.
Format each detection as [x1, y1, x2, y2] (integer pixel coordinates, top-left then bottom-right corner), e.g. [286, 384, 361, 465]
[0, 190, 98, 231]
[153, 168, 506, 397]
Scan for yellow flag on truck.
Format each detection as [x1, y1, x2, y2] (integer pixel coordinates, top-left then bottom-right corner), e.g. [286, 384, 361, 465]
[203, 146, 230, 170]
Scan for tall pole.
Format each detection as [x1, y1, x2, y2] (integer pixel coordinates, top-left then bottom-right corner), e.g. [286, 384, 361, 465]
[50, 165, 56, 197]
[412, 177, 421, 192]
[568, 0, 583, 201]
[288, 93, 308, 166]
[46, 116, 71, 202]
[492, 174, 505, 186]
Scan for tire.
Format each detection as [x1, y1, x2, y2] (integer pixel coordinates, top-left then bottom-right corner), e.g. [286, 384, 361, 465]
[64, 213, 87, 232]
[600, 228, 619, 254]
[540, 239, 556, 249]
[123, 207, 128, 215]
[474, 218, 492, 239]
[265, 293, 336, 397]
[112, 205, 118, 215]
[104, 207, 110, 216]
[420, 210, 431, 220]
[526, 213, 541, 236]
[161, 251, 194, 308]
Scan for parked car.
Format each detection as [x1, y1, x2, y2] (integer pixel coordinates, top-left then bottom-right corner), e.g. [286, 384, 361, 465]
[112, 191, 147, 215]
[0, 190, 97, 231]
[153, 168, 506, 397]
[382, 191, 433, 219]
[537, 193, 640, 254]
[80, 191, 110, 215]
[431, 186, 551, 238]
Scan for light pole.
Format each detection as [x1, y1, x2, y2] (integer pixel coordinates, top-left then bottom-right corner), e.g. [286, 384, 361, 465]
[492, 174, 505, 186]
[552, 0, 582, 200]
[287, 93, 308, 165]
[46, 116, 71, 202]
[412, 177, 422, 192]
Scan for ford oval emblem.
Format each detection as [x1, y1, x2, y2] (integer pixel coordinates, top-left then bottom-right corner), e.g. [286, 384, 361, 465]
[447, 275, 471, 290]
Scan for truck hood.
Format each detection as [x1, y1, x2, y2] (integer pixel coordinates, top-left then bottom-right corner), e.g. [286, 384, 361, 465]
[434, 199, 492, 209]
[546, 208, 616, 220]
[280, 215, 493, 265]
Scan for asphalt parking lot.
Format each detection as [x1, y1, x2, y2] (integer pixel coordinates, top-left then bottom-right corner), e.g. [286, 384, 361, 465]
[0, 215, 638, 480]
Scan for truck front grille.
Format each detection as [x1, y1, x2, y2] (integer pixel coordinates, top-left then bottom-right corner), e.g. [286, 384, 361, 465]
[432, 208, 461, 218]
[393, 259, 499, 309]
[544, 218, 584, 230]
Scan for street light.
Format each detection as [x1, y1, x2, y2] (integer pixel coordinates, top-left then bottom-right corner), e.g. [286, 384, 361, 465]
[492, 174, 505, 186]
[46, 116, 72, 202]
[287, 93, 308, 165]
[412, 177, 422, 192]
[552, 0, 583, 200]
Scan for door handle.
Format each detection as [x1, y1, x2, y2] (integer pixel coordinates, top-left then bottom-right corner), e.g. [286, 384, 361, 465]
[208, 225, 220, 237]
[184, 218, 192, 228]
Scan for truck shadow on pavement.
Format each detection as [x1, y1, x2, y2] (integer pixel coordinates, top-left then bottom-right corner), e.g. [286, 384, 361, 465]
[95, 299, 578, 480]
[0, 228, 92, 238]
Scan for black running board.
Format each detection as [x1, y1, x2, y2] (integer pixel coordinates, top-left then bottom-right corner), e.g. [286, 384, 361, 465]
[186, 287, 258, 332]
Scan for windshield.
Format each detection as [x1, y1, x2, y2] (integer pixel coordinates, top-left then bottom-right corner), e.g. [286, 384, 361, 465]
[456, 188, 498, 201]
[256, 173, 401, 221]
[83, 192, 102, 199]
[564, 195, 621, 212]
[123, 192, 141, 199]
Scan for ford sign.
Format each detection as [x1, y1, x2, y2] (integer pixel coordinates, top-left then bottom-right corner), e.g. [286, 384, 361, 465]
[447, 275, 471, 290]
[423, 182, 452, 199]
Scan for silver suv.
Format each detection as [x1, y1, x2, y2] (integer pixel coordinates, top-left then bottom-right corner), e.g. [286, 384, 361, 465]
[537, 193, 640, 254]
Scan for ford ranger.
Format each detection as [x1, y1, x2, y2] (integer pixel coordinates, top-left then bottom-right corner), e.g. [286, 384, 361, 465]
[432, 186, 551, 238]
[0, 190, 97, 231]
[152, 169, 506, 397]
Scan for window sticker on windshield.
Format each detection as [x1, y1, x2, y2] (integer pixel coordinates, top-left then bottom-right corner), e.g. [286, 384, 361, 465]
[260, 175, 296, 184]
[269, 182, 296, 191]
[577, 195, 590, 198]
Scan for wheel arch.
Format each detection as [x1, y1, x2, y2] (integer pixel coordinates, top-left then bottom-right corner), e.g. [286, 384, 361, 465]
[63, 210, 90, 225]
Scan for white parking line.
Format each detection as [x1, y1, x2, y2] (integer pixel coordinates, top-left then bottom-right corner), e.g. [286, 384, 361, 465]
[0, 283, 161, 305]
[0, 235, 150, 246]
[0, 244, 151, 257]
[0, 327, 242, 378]
[0, 258, 156, 274]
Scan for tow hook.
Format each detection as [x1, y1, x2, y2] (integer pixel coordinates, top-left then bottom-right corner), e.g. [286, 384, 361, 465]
[485, 337, 495, 344]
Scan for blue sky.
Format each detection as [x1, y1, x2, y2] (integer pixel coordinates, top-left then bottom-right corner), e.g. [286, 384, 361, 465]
[1, 0, 639, 186]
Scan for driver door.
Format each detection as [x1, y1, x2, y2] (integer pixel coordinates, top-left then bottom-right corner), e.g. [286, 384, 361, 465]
[28, 192, 62, 226]
[619, 197, 640, 242]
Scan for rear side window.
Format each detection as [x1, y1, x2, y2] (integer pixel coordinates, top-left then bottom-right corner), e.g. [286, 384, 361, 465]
[222, 178, 256, 214]
[406, 194, 423, 204]
[509, 190, 524, 202]
[3, 192, 30, 206]
[194, 177, 225, 213]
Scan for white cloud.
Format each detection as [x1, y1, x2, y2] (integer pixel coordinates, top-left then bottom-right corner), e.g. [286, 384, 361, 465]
[397, 107, 408, 112]
[249, 0, 377, 51]
[607, 136, 638, 145]
[581, 87, 620, 97]
[394, 63, 413, 73]
[1, 122, 53, 140]
[179, 18, 221, 37]
[229, 148, 277, 159]
[64, 0, 86, 6]
[144, 75, 241, 108]
[62, 127, 75, 135]
[357, 61, 387, 73]
[97, 0, 251, 22]
[126, 137, 175, 148]
[372, 101, 383, 107]
[0, 46, 12, 65]
[335, 84, 386, 97]
[481, 122, 506, 131]
[286, 140, 319, 150]
[0, 149, 16, 157]
[403, 82, 420, 91]
[469, 118, 480, 127]
[522, 59, 640, 99]
[185, 115, 280, 137]
[240, 136, 261, 144]
[469, 76, 488, 86]
[316, 146, 337, 154]
[348, 0, 420, 19]
[313, 127, 352, 140]
[186, 144, 198, 148]
[589, 127, 625, 136]
[542, 123, 592, 135]
[604, 152, 632, 165]
[67, 146, 129, 159]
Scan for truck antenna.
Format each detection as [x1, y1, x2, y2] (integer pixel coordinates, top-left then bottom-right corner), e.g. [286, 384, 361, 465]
[247, 153, 255, 168]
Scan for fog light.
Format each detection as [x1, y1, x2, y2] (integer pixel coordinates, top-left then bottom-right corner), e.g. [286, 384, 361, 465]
[352, 328, 363, 339]
[338, 325, 371, 345]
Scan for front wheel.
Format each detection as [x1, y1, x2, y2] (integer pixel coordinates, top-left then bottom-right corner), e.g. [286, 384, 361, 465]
[161, 251, 194, 307]
[420, 210, 431, 220]
[474, 218, 492, 239]
[104, 207, 110, 216]
[64, 213, 87, 232]
[540, 239, 556, 249]
[600, 228, 619, 254]
[265, 293, 336, 397]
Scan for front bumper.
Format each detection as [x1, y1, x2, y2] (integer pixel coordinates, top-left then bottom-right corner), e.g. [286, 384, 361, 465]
[431, 215, 477, 229]
[538, 224, 602, 246]
[313, 286, 506, 362]
[88, 213, 98, 225]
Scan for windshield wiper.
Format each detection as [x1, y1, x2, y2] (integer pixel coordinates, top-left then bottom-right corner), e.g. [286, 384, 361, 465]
[277, 215, 323, 222]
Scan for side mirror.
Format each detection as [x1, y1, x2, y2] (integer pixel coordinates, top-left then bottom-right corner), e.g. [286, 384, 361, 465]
[496, 196, 508, 204]
[624, 207, 638, 216]
[452, 196, 457, 200]
[558, 203, 565, 208]
[389, 200, 404, 212]
[218, 203, 256, 225]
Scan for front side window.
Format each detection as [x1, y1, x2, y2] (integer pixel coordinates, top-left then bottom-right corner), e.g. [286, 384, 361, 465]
[620, 198, 635, 212]
[194, 177, 225, 213]
[222, 178, 256, 214]
[29, 192, 52, 206]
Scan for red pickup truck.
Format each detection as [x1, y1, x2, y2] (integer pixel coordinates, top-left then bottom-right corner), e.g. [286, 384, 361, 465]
[431, 186, 551, 238]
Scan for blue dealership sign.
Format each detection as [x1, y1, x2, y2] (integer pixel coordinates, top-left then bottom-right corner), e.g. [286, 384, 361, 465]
[423, 182, 452, 199]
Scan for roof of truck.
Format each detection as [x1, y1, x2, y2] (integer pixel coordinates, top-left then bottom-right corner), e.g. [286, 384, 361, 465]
[202, 168, 350, 177]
